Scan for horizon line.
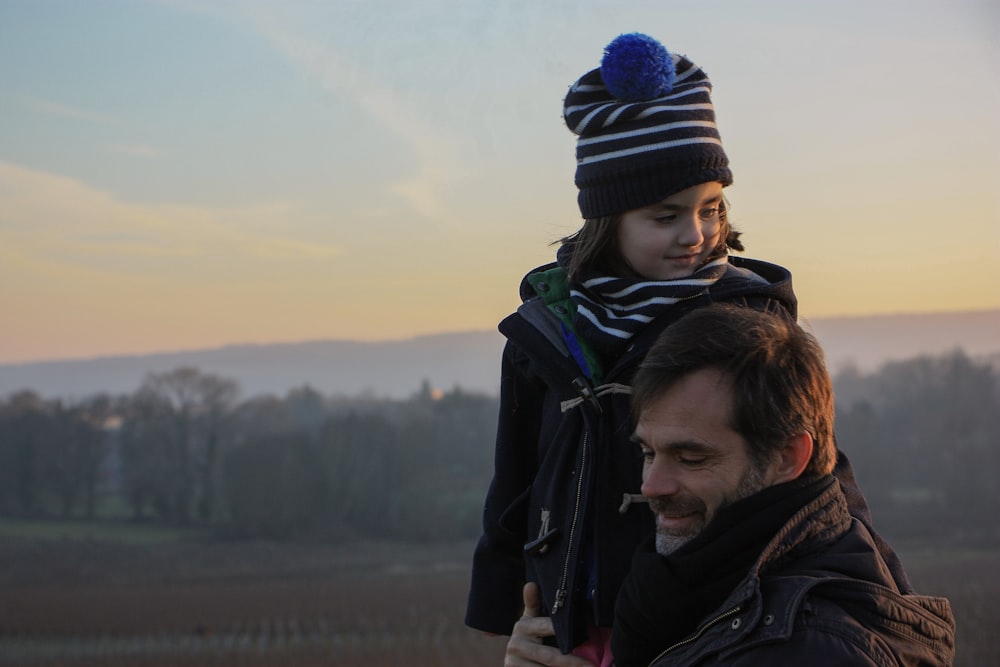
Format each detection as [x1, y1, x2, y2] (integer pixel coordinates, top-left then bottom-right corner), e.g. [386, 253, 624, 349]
[3, 306, 998, 368]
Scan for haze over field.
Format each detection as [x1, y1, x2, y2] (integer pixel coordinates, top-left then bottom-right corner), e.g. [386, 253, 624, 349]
[2, 310, 996, 400]
[1, 1, 997, 366]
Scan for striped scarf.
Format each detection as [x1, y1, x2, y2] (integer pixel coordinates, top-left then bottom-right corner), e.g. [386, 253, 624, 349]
[558, 245, 728, 360]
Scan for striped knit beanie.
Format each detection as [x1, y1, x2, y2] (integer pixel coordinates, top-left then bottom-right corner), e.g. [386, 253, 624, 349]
[564, 33, 732, 220]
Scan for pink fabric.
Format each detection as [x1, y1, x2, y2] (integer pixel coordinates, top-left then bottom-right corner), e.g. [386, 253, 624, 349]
[571, 624, 614, 667]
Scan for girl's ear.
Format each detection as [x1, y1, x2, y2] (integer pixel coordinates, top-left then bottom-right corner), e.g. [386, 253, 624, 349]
[770, 433, 813, 484]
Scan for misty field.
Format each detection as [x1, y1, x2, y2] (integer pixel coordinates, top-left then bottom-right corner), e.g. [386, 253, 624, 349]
[0, 537, 507, 666]
[0, 535, 994, 666]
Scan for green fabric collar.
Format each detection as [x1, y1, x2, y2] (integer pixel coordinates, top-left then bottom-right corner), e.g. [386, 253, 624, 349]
[527, 267, 604, 382]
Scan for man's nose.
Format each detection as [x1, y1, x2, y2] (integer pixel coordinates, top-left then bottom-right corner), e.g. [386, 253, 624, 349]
[641, 463, 680, 499]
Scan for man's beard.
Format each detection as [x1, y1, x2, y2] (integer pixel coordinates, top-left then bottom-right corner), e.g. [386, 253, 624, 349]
[651, 463, 769, 556]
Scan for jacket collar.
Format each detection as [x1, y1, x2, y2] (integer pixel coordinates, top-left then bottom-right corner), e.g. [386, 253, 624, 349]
[650, 481, 955, 665]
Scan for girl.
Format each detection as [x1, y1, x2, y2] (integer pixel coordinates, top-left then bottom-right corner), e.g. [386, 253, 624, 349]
[465, 33, 905, 665]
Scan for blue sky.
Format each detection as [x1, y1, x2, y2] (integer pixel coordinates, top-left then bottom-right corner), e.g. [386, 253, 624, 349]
[1, 0, 997, 363]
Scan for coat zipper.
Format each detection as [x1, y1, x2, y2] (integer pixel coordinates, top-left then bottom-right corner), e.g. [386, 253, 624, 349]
[646, 605, 743, 666]
[551, 430, 588, 614]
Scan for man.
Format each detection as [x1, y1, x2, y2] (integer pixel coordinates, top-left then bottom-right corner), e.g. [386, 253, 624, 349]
[505, 303, 955, 666]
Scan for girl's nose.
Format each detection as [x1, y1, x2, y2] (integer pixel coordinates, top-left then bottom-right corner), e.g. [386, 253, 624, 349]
[676, 215, 704, 247]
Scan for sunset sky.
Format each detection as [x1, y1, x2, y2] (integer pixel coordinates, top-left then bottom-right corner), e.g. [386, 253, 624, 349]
[1, 0, 997, 365]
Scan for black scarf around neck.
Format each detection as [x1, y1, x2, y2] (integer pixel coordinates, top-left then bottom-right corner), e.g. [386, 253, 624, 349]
[612, 476, 835, 667]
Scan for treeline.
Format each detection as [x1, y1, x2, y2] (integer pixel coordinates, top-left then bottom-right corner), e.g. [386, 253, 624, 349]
[0, 371, 496, 542]
[1, 350, 998, 545]
[834, 350, 1000, 546]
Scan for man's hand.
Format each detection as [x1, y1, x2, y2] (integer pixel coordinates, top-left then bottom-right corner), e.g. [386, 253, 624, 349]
[504, 583, 595, 666]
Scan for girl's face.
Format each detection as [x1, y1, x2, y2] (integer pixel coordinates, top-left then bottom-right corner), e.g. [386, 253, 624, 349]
[617, 182, 724, 280]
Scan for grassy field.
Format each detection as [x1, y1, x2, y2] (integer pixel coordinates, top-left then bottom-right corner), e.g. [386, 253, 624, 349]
[0, 522, 993, 666]
[0, 530, 508, 666]
[0, 517, 199, 544]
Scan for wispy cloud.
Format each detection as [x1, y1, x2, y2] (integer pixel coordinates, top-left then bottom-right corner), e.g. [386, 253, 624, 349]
[0, 160, 342, 275]
[202, 5, 463, 220]
[17, 94, 114, 124]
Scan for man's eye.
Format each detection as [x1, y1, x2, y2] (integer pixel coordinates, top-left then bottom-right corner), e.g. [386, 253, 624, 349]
[640, 448, 655, 462]
[679, 456, 707, 466]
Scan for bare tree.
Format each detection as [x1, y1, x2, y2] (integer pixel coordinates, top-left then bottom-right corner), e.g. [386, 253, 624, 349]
[120, 368, 238, 524]
[0, 392, 50, 516]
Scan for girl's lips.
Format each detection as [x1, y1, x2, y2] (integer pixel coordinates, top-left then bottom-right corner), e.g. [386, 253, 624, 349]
[666, 253, 699, 263]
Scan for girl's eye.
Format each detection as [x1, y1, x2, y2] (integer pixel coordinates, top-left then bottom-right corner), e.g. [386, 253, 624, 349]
[697, 207, 719, 221]
[653, 214, 677, 224]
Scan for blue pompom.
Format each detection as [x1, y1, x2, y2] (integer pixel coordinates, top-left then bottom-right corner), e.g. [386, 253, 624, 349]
[600, 33, 675, 102]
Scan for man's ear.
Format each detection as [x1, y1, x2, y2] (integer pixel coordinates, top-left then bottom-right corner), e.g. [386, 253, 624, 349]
[771, 433, 813, 484]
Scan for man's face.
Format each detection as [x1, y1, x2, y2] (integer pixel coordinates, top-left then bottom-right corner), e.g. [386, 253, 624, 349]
[634, 367, 776, 556]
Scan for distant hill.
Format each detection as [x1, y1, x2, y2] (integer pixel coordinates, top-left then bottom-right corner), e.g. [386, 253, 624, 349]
[801, 309, 999, 373]
[1, 310, 997, 400]
[0, 331, 506, 401]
